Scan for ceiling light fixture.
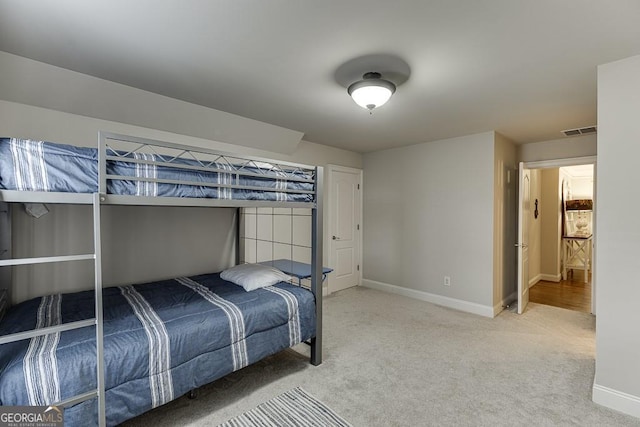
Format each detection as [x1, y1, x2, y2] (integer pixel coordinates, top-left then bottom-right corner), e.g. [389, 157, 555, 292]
[347, 72, 396, 111]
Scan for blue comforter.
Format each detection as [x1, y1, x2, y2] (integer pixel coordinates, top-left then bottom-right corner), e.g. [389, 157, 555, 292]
[0, 138, 315, 202]
[0, 273, 316, 426]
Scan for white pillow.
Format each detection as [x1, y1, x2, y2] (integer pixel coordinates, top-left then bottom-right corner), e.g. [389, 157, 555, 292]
[220, 263, 292, 292]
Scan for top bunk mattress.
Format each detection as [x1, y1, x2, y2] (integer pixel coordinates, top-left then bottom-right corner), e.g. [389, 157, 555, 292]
[0, 138, 315, 202]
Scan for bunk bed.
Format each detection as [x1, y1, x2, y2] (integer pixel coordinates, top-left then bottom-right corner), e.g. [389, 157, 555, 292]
[0, 132, 324, 426]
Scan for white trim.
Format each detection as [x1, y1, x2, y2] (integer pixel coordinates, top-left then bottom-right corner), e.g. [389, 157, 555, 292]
[362, 279, 495, 318]
[591, 162, 597, 315]
[528, 273, 541, 287]
[520, 155, 598, 316]
[517, 162, 528, 314]
[524, 156, 596, 170]
[540, 273, 561, 282]
[326, 164, 363, 294]
[593, 383, 640, 419]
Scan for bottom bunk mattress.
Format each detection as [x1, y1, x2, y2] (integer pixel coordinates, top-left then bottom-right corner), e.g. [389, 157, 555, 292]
[0, 272, 316, 426]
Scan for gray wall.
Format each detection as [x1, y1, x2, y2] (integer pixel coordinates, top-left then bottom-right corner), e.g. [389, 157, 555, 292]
[0, 51, 303, 154]
[540, 169, 561, 280]
[0, 99, 362, 168]
[0, 54, 362, 302]
[518, 134, 596, 163]
[11, 205, 236, 303]
[593, 54, 640, 417]
[362, 132, 496, 311]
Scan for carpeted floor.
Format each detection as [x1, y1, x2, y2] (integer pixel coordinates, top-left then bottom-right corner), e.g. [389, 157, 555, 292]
[123, 286, 638, 426]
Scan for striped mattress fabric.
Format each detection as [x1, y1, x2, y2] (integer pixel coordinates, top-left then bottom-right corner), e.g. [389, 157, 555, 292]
[0, 273, 316, 426]
[218, 387, 352, 427]
[0, 137, 315, 202]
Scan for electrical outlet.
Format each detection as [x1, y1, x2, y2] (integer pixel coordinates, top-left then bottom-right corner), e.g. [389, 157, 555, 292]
[444, 276, 451, 286]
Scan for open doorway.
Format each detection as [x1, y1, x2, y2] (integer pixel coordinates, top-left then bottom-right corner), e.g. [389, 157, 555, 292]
[517, 156, 596, 315]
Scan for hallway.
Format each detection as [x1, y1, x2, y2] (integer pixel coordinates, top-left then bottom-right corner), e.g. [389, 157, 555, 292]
[530, 272, 591, 313]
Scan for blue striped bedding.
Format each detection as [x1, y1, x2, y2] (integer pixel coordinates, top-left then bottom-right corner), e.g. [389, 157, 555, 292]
[0, 273, 316, 426]
[0, 138, 315, 202]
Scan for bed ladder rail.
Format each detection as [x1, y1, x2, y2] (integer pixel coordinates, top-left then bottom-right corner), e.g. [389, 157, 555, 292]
[0, 194, 106, 427]
[55, 390, 99, 409]
[0, 318, 96, 345]
[0, 254, 95, 267]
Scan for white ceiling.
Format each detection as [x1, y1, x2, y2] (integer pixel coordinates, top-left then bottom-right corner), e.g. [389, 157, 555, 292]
[0, 0, 639, 153]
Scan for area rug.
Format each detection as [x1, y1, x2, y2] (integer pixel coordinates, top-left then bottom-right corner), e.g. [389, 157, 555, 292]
[217, 387, 352, 427]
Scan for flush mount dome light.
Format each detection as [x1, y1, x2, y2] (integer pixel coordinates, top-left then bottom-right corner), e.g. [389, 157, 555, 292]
[347, 72, 396, 111]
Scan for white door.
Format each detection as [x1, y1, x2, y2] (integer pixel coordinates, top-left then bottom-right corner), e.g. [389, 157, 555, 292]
[591, 163, 597, 315]
[517, 163, 531, 314]
[328, 165, 362, 293]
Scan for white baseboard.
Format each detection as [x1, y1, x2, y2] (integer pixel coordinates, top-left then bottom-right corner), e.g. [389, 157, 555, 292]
[540, 273, 561, 282]
[528, 274, 542, 287]
[362, 279, 495, 318]
[593, 383, 640, 418]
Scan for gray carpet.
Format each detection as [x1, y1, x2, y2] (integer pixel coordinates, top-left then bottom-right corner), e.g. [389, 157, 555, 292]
[123, 286, 639, 426]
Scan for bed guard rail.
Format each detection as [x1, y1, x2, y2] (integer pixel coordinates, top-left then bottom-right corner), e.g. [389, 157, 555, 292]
[98, 132, 319, 206]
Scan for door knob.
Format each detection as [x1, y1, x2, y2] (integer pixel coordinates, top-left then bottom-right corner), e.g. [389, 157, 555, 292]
[332, 236, 339, 240]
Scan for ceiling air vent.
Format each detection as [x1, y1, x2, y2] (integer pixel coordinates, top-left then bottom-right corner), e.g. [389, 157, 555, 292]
[561, 126, 597, 137]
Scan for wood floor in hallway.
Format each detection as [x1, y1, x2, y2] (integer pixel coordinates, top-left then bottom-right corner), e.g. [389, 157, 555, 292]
[530, 271, 592, 313]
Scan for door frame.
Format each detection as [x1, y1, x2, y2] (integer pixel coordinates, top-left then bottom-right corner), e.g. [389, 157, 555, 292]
[326, 164, 363, 294]
[521, 155, 597, 314]
[517, 164, 531, 314]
